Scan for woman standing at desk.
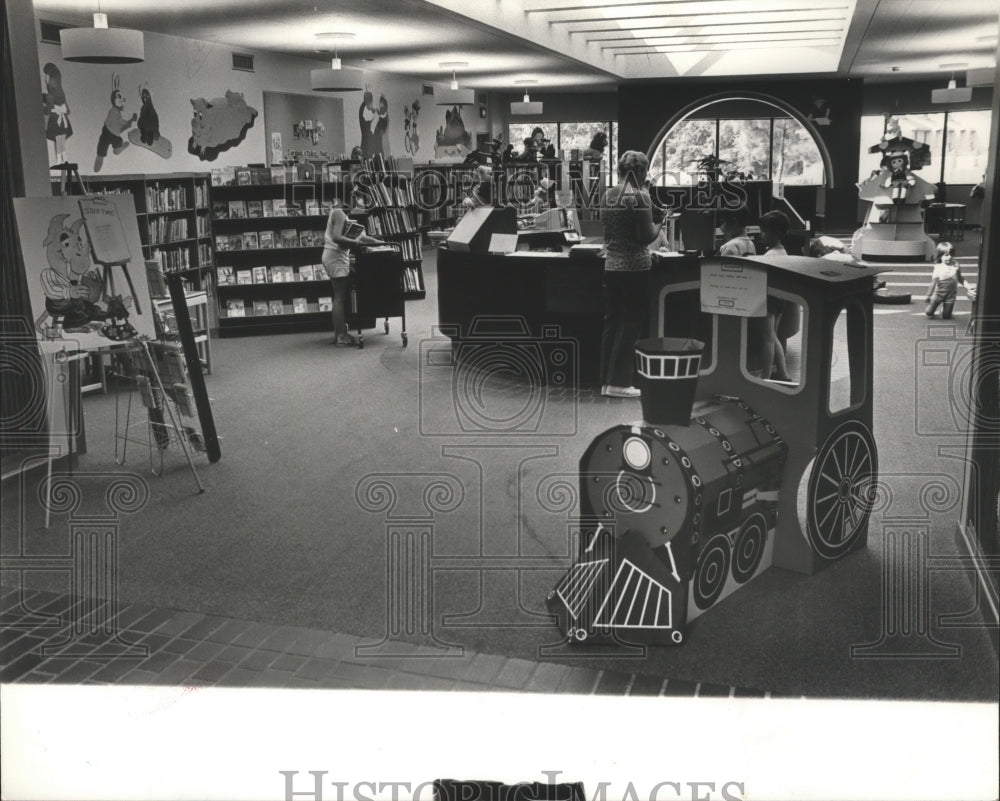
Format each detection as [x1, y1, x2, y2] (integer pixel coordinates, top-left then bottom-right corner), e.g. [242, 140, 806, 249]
[599, 150, 663, 398]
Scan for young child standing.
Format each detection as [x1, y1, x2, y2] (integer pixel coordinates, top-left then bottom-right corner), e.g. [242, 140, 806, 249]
[925, 242, 967, 319]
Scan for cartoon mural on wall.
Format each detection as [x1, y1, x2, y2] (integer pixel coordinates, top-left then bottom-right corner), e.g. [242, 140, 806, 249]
[358, 89, 390, 157]
[187, 90, 258, 161]
[42, 62, 73, 165]
[94, 73, 137, 172]
[434, 105, 472, 160]
[128, 82, 173, 160]
[404, 100, 420, 155]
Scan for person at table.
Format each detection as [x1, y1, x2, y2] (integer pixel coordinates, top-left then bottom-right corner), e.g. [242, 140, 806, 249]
[718, 207, 755, 256]
[598, 150, 665, 398]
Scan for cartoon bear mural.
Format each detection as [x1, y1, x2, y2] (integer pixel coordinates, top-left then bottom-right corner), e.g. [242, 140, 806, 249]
[128, 83, 173, 160]
[187, 90, 259, 161]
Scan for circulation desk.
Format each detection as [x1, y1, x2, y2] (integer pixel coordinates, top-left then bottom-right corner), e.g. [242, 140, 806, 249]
[436, 246, 697, 387]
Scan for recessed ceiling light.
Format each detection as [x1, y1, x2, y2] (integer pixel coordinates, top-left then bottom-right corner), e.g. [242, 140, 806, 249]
[891, 66, 900, 72]
[362, 57, 375, 62]
[939, 62, 968, 70]
[315, 31, 356, 40]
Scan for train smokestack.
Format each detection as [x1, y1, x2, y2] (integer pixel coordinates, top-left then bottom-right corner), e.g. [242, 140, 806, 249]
[634, 337, 704, 426]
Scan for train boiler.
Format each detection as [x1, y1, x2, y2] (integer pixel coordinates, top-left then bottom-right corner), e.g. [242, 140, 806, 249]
[548, 255, 884, 646]
[547, 340, 788, 645]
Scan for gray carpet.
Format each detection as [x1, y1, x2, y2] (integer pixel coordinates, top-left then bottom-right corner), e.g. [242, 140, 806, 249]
[3, 238, 996, 701]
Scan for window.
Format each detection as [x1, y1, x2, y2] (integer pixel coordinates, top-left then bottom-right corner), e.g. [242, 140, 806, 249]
[828, 303, 866, 414]
[650, 116, 823, 187]
[506, 121, 618, 186]
[741, 295, 806, 392]
[857, 110, 991, 185]
[944, 110, 991, 184]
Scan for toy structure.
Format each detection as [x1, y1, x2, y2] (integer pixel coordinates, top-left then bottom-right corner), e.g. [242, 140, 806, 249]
[547, 255, 884, 645]
[852, 134, 936, 262]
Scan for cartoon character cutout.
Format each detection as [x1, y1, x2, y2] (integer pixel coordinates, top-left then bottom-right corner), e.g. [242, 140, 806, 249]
[94, 73, 137, 172]
[358, 89, 390, 157]
[404, 100, 420, 155]
[129, 82, 173, 159]
[42, 62, 73, 165]
[881, 151, 916, 205]
[37, 214, 106, 336]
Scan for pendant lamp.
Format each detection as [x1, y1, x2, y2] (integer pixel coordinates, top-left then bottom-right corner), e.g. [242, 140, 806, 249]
[511, 80, 543, 115]
[60, 9, 144, 64]
[931, 63, 972, 103]
[311, 32, 362, 92]
[437, 62, 475, 105]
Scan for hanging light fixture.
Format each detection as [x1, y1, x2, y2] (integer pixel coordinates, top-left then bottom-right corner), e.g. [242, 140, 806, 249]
[311, 32, 362, 92]
[436, 62, 475, 106]
[511, 80, 543, 115]
[931, 63, 972, 103]
[60, 2, 144, 63]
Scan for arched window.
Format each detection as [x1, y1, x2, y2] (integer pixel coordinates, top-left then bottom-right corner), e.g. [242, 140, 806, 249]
[649, 100, 825, 187]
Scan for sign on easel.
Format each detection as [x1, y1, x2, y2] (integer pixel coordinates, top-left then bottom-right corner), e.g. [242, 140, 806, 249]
[13, 193, 155, 355]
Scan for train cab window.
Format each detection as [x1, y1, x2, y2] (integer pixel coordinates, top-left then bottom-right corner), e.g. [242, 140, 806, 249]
[741, 294, 805, 391]
[828, 303, 866, 413]
[660, 287, 715, 373]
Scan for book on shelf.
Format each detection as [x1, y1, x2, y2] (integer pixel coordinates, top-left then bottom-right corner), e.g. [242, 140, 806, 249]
[212, 200, 229, 219]
[262, 199, 274, 217]
[292, 297, 308, 314]
[305, 199, 320, 216]
[251, 166, 271, 185]
[279, 229, 299, 248]
[313, 263, 328, 280]
[236, 167, 252, 186]
[298, 230, 320, 248]
[229, 234, 243, 251]
[217, 266, 235, 286]
[228, 200, 247, 219]
[215, 234, 231, 252]
[274, 201, 301, 217]
[269, 265, 292, 283]
[299, 264, 315, 281]
[318, 296, 333, 312]
[242, 232, 260, 250]
[226, 299, 246, 318]
[236, 269, 253, 285]
[252, 299, 269, 317]
[222, 166, 236, 187]
[268, 299, 285, 316]
[251, 266, 268, 284]
[270, 166, 287, 184]
[247, 200, 263, 218]
[259, 230, 275, 249]
[210, 169, 224, 187]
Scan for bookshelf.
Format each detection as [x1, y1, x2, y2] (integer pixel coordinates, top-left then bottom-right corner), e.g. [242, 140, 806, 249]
[352, 155, 426, 301]
[210, 163, 354, 337]
[74, 172, 215, 291]
[412, 163, 461, 236]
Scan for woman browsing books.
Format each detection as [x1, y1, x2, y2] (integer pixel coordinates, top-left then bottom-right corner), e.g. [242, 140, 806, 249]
[322, 203, 383, 346]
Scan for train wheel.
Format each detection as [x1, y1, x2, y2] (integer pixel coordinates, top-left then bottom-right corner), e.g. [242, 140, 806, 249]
[693, 534, 731, 610]
[732, 512, 768, 583]
[799, 420, 878, 560]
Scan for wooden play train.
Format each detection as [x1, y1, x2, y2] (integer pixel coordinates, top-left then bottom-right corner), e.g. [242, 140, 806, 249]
[547, 254, 884, 645]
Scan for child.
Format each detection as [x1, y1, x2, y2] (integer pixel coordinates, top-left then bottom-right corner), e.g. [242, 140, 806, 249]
[756, 210, 791, 382]
[718, 207, 755, 256]
[925, 241, 966, 319]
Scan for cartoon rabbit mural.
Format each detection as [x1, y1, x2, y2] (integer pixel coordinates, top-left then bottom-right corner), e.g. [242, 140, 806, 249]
[94, 73, 137, 172]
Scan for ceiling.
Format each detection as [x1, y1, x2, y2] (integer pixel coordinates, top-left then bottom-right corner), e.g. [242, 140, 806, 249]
[30, 0, 1000, 91]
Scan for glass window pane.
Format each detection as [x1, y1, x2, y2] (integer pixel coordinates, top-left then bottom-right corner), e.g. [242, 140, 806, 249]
[943, 110, 991, 184]
[894, 112, 946, 182]
[506, 122, 557, 157]
[742, 298, 804, 389]
[858, 115, 887, 182]
[772, 118, 825, 185]
[649, 119, 717, 186]
[718, 119, 771, 180]
[558, 122, 608, 159]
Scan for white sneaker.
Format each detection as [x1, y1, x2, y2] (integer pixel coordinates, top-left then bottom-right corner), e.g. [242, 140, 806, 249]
[334, 333, 357, 346]
[602, 385, 641, 398]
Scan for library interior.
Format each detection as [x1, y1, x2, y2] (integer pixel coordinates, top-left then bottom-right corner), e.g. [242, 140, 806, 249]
[2, 0, 999, 797]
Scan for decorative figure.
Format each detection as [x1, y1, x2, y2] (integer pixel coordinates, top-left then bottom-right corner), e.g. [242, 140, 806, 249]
[433, 105, 472, 159]
[404, 100, 421, 155]
[581, 130, 608, 160]
[128, 83, 173, 159]
[38, 214, 106, 335]
[187, 90, 258, 161]
[853, 134, 936, 261]
[42, 62, 72, 165]
[94, 73, 136, 172]
[807, 96, 832, 126]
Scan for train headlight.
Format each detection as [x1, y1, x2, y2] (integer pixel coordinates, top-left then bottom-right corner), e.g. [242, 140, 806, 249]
[623, 436, 651, 471]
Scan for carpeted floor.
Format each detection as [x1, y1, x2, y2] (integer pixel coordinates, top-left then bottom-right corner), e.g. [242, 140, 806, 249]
[2, 235, 996, 701]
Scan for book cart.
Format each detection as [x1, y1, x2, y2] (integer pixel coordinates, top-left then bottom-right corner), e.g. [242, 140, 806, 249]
[347, 243, 408, 349]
